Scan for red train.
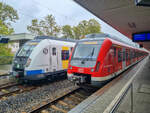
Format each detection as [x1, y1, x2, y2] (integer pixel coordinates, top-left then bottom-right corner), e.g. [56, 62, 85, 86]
[67, 33, 148, 85]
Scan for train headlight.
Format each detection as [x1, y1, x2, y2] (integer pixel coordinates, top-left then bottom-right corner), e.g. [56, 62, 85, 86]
[26, 58, 31, 67]
[91, 68, 94, 72]
[69, 66, 72, 69]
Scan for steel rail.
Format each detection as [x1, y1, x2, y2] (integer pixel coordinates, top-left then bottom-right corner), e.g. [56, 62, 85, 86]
[29, 87, 80, 113]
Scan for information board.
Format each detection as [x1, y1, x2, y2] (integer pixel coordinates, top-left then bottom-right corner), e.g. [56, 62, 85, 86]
[132, 32, 150, 42]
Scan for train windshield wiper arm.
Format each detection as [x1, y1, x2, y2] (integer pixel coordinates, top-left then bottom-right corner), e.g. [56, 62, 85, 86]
[81, 48, 95, 64]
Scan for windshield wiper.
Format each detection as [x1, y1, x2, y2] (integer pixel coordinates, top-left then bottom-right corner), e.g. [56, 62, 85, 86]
[81, 48, 95, 64]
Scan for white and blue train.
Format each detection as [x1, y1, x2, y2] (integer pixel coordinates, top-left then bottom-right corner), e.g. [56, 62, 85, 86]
[12, 36, 75, 82]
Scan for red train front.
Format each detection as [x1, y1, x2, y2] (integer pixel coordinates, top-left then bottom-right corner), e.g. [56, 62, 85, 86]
[67, 33, 148, 85]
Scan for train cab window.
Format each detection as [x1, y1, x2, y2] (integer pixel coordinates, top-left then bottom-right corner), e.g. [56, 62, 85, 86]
[118, 50, 122, 62]
[62, 50, 69, 60]
[52, 47, 56, 55]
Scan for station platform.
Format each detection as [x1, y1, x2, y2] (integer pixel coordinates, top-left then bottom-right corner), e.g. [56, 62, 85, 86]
[69, 57, 150, 113]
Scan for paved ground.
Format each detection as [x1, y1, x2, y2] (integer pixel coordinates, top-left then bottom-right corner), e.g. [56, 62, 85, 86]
[131, 58, 150, 113]
[69, 57, 150, 113]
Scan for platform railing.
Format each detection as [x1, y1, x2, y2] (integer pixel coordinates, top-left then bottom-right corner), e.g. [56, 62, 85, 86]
[103, 57, 147, 113]
[105, 83, 133, 113]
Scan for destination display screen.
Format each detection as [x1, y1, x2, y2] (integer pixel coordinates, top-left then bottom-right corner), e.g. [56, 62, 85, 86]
[132, 32, 150, 42]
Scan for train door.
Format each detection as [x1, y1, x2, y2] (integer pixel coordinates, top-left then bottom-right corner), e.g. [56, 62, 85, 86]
[61, 46, 69, 69]
[112, 46, 117, 72]
[126, 49, 129, 66]
[122, 48, 126, 69]
[117, 48, 122, 70]
[129, 49, 132, 64]
[51, 46, 58, 72]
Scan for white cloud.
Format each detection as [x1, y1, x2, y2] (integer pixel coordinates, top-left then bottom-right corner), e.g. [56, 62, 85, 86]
[0, 0, 132, 41]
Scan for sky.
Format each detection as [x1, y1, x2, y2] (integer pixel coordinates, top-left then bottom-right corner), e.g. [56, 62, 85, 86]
[1, 0, 132, 42]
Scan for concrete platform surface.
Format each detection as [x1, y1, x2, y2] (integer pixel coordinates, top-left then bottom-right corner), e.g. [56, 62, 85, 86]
[69, 57, 150, 113]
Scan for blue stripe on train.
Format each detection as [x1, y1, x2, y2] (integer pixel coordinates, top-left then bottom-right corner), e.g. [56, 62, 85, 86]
[26, 70, 44, 76]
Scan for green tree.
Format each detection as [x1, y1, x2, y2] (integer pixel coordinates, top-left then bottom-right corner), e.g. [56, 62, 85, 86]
[78, 20, 89, 36]
[88, 19, 101, 34]
[61, 19, 101, 39]
[77, 19, 101, 38]
[27, 14, 61, 36]
[0, 2, 18, 35]
[62, 25, 74, 38]
[72, 26, 81, 39]
[0, 20, 14, 35]
[0, 2, 18, 23]
[0, 2, 18, 62]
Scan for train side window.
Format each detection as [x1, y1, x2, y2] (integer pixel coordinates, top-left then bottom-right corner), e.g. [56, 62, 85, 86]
[52, 47, 56, 55]
[62, 50, 69, 60]
[129, 51, 132, 60]
[118, 49, 122, 62]
[114, 47, 116, 57]
[123, 50, 126, 61]
[133, 50, 135, 59]
[126, 51, 128, 60]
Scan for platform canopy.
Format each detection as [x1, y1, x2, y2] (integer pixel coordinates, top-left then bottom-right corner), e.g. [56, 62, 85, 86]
[74, 0, 150, 50]
[7, 33, 35, 41]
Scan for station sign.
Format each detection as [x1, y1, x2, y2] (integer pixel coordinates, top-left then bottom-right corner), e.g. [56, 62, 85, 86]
[132, 32, 150, 42]
[0, 36, 9, 43]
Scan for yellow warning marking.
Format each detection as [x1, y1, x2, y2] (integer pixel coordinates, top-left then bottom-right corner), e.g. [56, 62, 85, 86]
[62, 46, 69, 69]
[28, 42, 38, 45]
[62, 46, 69, 50]
[62, 60, 69, 69]
[83, 41, 97, 44]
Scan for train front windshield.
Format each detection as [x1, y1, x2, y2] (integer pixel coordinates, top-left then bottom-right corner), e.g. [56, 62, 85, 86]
[70, 41, 102, 67]
[17, 42, 38, 57]
[73, 44, 100, 60]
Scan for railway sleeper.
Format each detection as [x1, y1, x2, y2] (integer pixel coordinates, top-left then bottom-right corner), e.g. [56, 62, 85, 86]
[70, 94, 84, 102]
[58, 100, 74, 109]
[50, 105, 68, 113]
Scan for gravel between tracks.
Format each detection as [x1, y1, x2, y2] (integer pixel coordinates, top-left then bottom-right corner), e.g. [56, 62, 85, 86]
[0, 80, 77, 113]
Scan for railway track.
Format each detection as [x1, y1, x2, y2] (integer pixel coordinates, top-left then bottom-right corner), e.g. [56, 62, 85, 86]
[24, 64, 138, 113]
[0, 73, 10, 77]
[0, 82, 37, 100]
[0, 82, 19, 90]
[28, 86, 98, 113]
